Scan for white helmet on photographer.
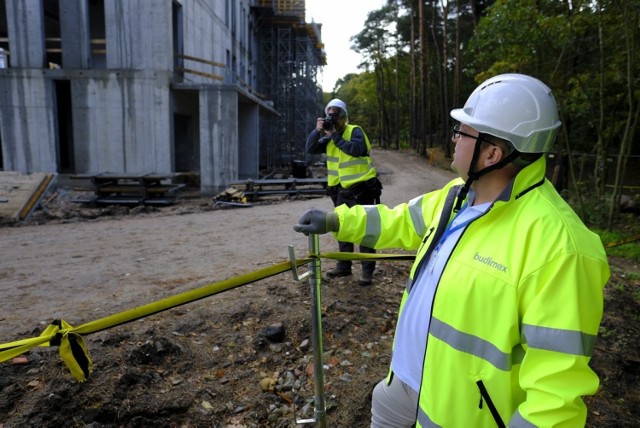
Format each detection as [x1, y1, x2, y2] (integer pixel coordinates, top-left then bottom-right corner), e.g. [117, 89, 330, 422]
[325, 98, 348, 118]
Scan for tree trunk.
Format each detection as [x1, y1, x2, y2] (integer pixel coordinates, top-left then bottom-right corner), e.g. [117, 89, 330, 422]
[608, 2, 638, 227]
[395, 19, 401, 150]
[594, 1, 607, 198]
[419, 0, 428, 157]
[409, 2, 419, 152]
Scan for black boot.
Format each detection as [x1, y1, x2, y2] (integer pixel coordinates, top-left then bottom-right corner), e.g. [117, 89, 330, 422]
[358, 270, 374, 285]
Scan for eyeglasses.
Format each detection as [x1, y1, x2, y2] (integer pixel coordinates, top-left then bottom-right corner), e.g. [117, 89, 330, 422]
[452, 125, 496, 146]
[452, 125, 481, 141]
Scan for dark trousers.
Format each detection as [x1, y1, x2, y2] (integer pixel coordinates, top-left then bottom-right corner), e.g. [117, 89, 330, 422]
[330, 181, 380, 273]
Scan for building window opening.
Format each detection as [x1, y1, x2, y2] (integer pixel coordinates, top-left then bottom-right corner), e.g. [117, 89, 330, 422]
[0, 0, 9, 68]
[43, 0, 62, 68]
[172, 0, 183, 75]
[172, 90, 200, 175]
[89, 0, 106, 69]
[54, 80, 75, 173]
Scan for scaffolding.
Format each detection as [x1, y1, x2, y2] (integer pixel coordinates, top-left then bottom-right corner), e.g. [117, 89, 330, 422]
[253, 0, 326, 173]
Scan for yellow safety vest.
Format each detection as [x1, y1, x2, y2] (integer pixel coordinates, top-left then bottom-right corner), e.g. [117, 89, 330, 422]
[325, 124, 377, 188]
[333, 156, 609, 427]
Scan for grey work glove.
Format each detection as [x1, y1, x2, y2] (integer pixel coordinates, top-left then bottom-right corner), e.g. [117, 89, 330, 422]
[293, 208, 340, 235]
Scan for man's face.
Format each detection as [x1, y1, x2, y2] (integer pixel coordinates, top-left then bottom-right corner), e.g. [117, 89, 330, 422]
[327, 107, 346, 131]
[451, 124, 481, 179]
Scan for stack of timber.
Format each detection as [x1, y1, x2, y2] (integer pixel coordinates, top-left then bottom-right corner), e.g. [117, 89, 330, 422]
[229, 177, 327, 201]
[213, 188, 251, 208]
[70, 173, 185, 206]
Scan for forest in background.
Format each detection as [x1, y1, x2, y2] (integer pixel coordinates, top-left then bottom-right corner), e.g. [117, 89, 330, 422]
[324, 0, 639, 229]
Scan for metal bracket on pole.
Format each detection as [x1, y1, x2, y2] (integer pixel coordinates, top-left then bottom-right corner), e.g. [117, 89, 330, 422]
[288, 234, 326, 427]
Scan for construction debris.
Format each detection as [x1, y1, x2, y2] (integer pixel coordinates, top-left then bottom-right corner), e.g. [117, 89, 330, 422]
[213, 188, 251, 208]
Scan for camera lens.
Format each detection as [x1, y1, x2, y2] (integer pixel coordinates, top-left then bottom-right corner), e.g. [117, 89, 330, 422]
[322, 116, 334, 130]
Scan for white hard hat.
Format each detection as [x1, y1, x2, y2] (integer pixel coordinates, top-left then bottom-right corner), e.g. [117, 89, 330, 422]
[325, 98, 348, 117]
[450, 73, 561, 153]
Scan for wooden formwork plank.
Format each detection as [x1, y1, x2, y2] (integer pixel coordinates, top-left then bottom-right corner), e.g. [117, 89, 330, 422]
[0, 172, 56, 221]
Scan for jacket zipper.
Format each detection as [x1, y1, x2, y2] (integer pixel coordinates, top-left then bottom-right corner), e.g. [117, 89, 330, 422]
[406, 227, 435, 294]
[412, 189, 497, 424]
[476, 380, 505, 428]
[418, 226, 435, 252]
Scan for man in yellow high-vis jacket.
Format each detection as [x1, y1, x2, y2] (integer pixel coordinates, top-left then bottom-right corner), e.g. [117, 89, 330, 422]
[305, 98, 382, 285]
[295, 74, 610, 427]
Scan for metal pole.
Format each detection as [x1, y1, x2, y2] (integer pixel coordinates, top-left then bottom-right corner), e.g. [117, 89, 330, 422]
[308, 233, 326, 427]
[288, 235, 326, 427]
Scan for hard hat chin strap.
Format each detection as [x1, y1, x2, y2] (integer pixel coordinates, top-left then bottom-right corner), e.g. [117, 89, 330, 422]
[454, 137, 521, 211]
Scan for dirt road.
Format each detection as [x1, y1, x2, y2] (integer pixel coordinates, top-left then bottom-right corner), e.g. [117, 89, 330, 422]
[0, 149, 455, 342]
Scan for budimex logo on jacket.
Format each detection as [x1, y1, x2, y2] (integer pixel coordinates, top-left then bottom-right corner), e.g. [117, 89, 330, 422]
[473, 252, 508, 273]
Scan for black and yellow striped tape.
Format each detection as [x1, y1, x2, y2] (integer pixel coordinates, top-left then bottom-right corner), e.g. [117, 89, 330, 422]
[0, 252, 414, 381]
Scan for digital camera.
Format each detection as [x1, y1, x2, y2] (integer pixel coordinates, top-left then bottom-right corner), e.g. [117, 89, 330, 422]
[322, 114, 337, 130]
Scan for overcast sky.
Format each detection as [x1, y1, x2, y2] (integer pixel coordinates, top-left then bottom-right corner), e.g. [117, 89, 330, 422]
[305, 0, 388, 91]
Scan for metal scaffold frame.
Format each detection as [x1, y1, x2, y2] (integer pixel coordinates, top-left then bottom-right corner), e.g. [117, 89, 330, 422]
[253, 1, 325, 173]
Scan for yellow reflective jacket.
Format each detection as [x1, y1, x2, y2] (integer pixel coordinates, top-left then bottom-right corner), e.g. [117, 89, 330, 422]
[333, 156, 609, 427]
[325, 124, 377, 188]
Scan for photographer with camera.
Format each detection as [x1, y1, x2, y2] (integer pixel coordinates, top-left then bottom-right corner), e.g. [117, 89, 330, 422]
[305, 98, 382, 285]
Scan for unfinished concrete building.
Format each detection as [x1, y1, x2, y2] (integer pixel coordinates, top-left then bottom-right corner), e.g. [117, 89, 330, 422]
[0, 0, 325, 193]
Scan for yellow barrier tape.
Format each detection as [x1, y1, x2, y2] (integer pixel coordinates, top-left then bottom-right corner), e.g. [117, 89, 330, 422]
[0, 252, 414, 381]
[604, 234, 640, 248]
[321, 252, 415, 262]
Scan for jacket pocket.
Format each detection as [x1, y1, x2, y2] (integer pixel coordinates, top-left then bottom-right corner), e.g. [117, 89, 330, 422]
[476, 380, 506, 428]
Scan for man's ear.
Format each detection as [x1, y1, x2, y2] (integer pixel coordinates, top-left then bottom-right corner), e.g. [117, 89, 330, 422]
[482, 144, 506, 167]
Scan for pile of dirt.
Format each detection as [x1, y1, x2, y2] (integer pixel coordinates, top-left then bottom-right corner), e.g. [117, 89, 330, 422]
[0, 149, 638, 427]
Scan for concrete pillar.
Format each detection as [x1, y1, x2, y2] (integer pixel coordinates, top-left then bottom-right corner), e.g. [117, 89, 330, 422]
[199, 87, 238, 193]
[60, 0, 91, 69]
[5, 0, 46, 68]
[0, 71, 57, 173]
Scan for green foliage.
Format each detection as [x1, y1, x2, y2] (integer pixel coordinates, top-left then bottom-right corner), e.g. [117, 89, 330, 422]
[466, 0, 639, 157]
[567, 187, 611, 227]
[331, 0, 638, 222]
[467, 0, 569, 81]
[592, 227, 640, 260]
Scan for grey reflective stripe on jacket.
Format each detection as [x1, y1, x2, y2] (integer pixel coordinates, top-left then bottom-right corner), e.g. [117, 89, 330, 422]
[430, 318, 525, 371]
[361, 206, 381, 248]
[341, 158, 369, 168]
[340, 162, 376, 183]
[427, 318, 594, 372]
[358, 197, 427, 250]
[510, 410, 537, 428]
[522, 324, 597, 357]
[408, 196, 427, 236]
[326, 155, 340, 163]
[417, 407, 442, 428]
